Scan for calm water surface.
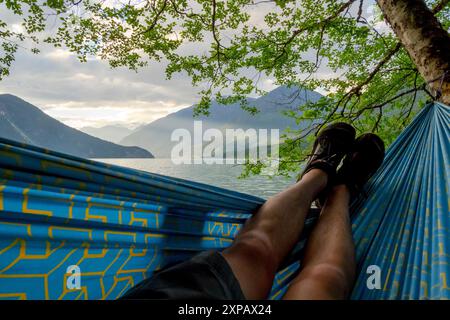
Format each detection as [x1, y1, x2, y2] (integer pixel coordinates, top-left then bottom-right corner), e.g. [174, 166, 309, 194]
[96, 158, 295, 199]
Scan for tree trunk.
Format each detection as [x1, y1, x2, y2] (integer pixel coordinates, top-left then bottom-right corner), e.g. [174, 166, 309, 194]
[377, 0, 450, 104]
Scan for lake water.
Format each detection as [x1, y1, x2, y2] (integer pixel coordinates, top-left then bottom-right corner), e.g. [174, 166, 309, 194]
[96, 158, 296, 199]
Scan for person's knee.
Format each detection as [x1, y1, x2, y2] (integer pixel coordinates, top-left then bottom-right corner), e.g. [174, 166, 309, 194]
[227, 231, 278, 273]
[297, 263, 353, 298]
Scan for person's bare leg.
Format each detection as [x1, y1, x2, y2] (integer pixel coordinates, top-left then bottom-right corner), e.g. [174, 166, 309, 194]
[282, 184, 355, 300]
[222, 169, 327, 299]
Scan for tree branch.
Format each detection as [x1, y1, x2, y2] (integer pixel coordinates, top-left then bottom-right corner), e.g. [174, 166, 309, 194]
[140, 0, 168, 35]
[211, 0, 223, 51]
[169, 0, 206, 23]
[432, 0, 450, 14]
[316, 41, 402, 129]
[272, 0, 357, 65]
[355, 85, 425, 117]
[357, 0, 365, 22]
[400, 72, 419, 126]
[346, 42, 402, 97]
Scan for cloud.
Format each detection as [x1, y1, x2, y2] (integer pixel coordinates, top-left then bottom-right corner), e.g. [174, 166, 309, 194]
[45, 102, 187, 129]
[0, 41, 199, 128]
[45, 49, 75, 60]
[0, 5, 203, 129]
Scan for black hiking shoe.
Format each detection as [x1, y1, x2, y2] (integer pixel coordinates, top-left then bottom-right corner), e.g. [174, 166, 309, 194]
[299, 122, 356, 207]
[335, 133, 385, 199]
[300, 122, 356, 179]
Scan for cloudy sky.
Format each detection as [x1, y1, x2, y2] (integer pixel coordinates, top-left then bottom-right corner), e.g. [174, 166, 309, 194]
[0, 1, 379, 130]
[1, 46, 206, 129]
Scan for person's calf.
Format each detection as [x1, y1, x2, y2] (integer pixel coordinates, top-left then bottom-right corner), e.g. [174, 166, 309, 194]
[283, 263, 354, 300]
[222, 231, 278, 299]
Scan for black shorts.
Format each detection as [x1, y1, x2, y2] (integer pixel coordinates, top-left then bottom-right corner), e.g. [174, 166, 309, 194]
[121, 251, 246, 300]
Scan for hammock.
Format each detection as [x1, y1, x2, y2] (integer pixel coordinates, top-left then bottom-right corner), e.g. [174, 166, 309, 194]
[0, 102, 448, 300]
[350, 101, 449, 299]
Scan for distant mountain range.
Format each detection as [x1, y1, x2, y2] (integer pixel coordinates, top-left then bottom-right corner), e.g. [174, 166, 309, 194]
[0, 86, 322, 160]
[0, 94, 153, 158]
[80, 125, 133, 143]
[120, 86, 323, 158]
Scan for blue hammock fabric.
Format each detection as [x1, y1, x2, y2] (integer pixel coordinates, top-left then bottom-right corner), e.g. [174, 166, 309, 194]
[0, 133, 317, 300]
[350, 102, 449, 299]
[0, 102, 448, 300]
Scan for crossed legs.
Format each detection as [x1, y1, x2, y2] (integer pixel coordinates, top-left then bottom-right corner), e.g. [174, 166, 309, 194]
[221, 126, 384, 300]
[222, 169, 327, 299]
[222, 170, 356, 300]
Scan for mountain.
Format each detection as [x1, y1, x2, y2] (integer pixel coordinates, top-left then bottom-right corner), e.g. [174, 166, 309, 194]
[80, 125, 132, 143]
[0, 94, 153, 158]
[120, 86, 323, 157]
